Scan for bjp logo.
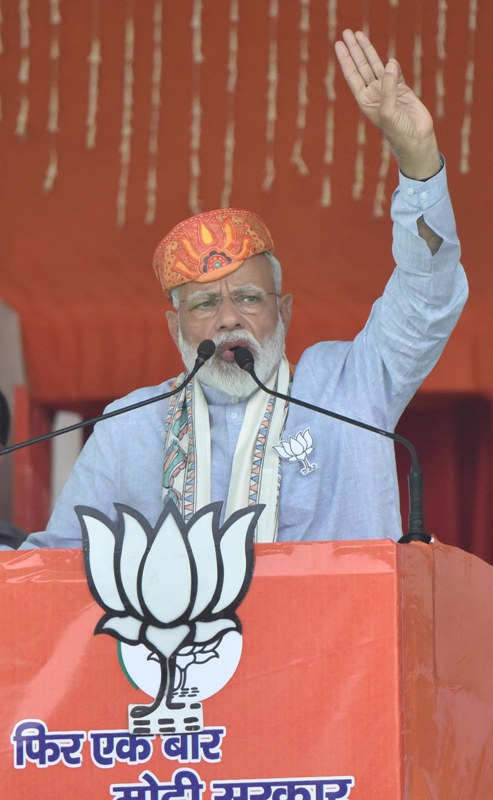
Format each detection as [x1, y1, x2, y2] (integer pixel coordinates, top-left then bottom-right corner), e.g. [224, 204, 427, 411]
[78, 501, 262, 735]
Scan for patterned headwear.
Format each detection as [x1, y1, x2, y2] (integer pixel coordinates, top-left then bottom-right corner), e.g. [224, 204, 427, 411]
[153, 208, 275, 297]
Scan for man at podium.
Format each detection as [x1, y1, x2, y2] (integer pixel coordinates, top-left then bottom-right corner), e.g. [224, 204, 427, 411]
[8, 30, 467, 550]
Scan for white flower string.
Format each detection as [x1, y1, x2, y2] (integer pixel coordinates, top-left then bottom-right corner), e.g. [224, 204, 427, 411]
[4, 2, 480, 217]
[145, 0, 163, 225]
[373, 139, 392, 217]
[412, 0, 424, 97]
[386, 0, 399, 57]
[352, 119, 367, 200]
[460, 0, 478, 174]
[85, 0, 101, 150]
[116, 4, 135, 227]
[16, 0, 30, 138]
[320, 0, 337, 207]
[290, 0, 311, 176]
[42, 0, 61, 193]
[189, 0, 203, 214]
[435, 0, 448, 119]
[373, 0, 398, 217]
[262, 0, 279, 192]
[351, 2, 370, 201]
[220, 0, 240, 208]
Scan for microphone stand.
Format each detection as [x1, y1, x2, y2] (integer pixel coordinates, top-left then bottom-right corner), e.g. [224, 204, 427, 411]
[234, 346, 430, 545]
[1, 340, 216, 457]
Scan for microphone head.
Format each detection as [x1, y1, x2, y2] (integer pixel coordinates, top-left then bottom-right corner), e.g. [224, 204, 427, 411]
[196, 339, 216, 363]
[234, 346, 255, 372]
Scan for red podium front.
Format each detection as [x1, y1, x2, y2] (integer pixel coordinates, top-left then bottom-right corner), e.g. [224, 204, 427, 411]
[1, 539, 492, 799]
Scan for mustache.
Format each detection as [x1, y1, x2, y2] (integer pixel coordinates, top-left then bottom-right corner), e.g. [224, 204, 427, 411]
[177, 317, 286, 399]
[212, 329, 259, 347]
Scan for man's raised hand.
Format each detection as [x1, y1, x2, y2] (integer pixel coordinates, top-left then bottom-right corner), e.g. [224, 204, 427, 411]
[335, 29, 441, 180]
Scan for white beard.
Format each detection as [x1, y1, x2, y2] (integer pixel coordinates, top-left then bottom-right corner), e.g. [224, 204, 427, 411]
[178, 319, 286, 399]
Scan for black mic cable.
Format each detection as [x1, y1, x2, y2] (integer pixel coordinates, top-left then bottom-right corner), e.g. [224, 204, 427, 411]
[0, 340, 216, 457]
[233, 345, 430, 545]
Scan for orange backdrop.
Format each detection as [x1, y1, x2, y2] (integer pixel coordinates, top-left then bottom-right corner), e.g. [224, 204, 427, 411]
[0, 1, 492, 559]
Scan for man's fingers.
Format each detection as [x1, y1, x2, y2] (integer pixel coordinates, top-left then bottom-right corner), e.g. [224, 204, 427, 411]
[339, 29, 377, 87]
[353, 30, 385, 80]
[334, 40, 367, 97]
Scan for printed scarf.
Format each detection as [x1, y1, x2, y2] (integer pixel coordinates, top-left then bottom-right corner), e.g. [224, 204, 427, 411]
[162, 357, 290, 541]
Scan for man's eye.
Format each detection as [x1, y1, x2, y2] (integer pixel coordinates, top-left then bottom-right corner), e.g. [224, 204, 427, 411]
[192, 297, 218, 310]
[237, 294, 261, 304]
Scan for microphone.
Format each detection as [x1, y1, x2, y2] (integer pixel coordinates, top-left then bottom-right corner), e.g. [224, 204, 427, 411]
[234, 346, 430, 545]
[195, 338, 216, 365]
[0, 340, 216, 457]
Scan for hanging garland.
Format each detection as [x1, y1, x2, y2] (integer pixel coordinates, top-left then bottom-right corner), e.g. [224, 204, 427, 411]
[435, 0, 448, 119]
[460, 0, 479, 174]
[262, 0, 279, 192]
[2, 1, 481, 223]
[412, 0, 424, 97]
[373, 0, 399, 217]
[220, 0, 239, 208]
[320, 0, 338, 207]
[85, 0, 101, 151]
[16, 0, 30, 139]
[43, 0, 61, 193]
[352, 0, 370, 201]
[115, 2, 135, 227]
[189, 0, 203, 214]
[290, 0, 311, 176]
[145, 0, 164, 225]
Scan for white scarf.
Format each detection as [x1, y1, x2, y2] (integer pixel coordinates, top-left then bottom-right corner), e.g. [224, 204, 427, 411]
[162, 357, 290, 541]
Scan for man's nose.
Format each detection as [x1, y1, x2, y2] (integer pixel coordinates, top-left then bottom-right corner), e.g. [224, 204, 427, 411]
[214, 294, 243, 328]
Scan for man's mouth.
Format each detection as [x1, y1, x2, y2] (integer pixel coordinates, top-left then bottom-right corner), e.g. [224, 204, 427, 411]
[216, 340, 252, 363]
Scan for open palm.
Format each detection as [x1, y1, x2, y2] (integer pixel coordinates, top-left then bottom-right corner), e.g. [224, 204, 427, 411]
[335, 29, 440, 178]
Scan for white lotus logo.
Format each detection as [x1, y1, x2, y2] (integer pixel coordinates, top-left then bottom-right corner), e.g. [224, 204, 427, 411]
[77, 501, 263, 733]
[274, 428, 317, 475]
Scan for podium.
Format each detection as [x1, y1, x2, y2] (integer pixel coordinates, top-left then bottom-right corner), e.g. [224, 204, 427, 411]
[1, 538, 493, 799]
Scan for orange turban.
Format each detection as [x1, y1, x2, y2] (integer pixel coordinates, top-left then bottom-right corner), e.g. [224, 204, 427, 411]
[153, 208, 275, 297]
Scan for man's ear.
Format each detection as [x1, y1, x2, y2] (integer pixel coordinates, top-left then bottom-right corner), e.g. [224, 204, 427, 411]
[166, 310, 180, 347]
[279, 293, 293, 334]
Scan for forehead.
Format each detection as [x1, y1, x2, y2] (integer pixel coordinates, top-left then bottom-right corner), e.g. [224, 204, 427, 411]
[175, 253, 274, 301]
